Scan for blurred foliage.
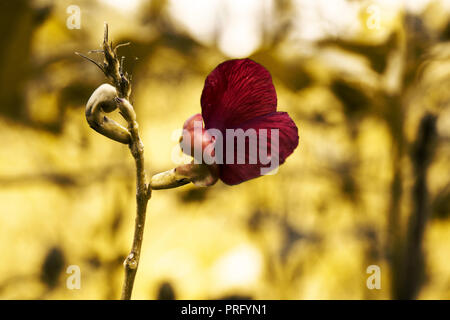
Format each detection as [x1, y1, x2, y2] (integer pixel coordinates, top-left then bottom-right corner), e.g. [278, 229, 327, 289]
[0, 0, 449, 299]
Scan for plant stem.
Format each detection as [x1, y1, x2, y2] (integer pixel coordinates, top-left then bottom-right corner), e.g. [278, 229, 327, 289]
[82, 23, 152, 300]
[121, 118, 151, 300]
[101, 23, 152, 300]
[80, 23, 190, 299]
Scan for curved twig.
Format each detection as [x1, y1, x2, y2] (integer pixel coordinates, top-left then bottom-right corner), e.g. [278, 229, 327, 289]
[85, 84, 131, 144]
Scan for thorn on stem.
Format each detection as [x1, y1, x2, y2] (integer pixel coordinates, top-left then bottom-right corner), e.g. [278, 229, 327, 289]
[104, 22, 108, 43]
[88, 49, 104, 54]
[75, 52, 105, 73]
[120, 56, 125, 74]
[115, 42, 131, 53]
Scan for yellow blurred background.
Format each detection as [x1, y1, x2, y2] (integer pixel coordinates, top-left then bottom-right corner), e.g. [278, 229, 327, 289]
[0, 0, 449, 299]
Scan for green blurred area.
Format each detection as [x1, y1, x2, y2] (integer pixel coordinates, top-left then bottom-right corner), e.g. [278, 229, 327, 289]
[0, 0, 449, 299]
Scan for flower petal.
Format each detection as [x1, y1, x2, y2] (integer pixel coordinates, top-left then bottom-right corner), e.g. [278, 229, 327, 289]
[180, 113, 214, 162]
[219, 112, 299, 185]
[201, 59, 277, 130]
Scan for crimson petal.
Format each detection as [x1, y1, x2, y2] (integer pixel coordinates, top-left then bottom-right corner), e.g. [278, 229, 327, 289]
[180, 114, 215, 161]
[201, 59, 277, 130]
[219, 111, 299, 185]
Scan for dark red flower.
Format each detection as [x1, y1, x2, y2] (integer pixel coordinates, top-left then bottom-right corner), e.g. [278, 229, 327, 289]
[179, 59, 299, 186]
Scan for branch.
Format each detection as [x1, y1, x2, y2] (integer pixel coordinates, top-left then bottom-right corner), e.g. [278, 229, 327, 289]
[78, 23, 151, 300]
[117, 96, 151, 300]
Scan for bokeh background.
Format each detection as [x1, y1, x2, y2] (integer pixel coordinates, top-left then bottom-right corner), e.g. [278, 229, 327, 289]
[0, 0, 449, 299]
